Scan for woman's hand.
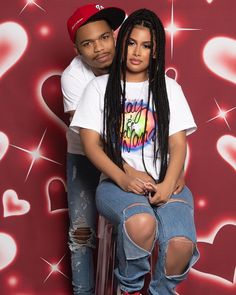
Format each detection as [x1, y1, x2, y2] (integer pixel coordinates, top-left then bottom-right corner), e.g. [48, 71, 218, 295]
[173, 172, 185, 194]
[145, 181, 173, 206]
[117, 174, 148, 195]
[145, 130, 187, 205]
[123, 163, 155, 184]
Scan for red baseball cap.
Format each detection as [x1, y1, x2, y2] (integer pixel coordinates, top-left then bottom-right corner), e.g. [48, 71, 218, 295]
[67, 3, 126, 43]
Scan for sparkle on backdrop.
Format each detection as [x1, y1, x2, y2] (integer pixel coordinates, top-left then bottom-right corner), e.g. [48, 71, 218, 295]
[10, 129, 62, 182]
[207, 99, 236, 130]
[165, 0, 200, 59]
[40, 254, 69, 283]
[20, 0, 45, 15]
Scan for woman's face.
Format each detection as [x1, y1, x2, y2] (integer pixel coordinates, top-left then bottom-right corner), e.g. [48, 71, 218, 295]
[125, 25, 156, 82]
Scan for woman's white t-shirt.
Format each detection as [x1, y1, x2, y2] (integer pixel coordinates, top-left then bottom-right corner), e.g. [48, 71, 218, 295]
[70, 74, 197, 180]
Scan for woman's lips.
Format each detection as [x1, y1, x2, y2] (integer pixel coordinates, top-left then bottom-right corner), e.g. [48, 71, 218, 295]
[129, 58, 142, 65]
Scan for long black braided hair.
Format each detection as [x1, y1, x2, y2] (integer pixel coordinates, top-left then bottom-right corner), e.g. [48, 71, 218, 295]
[102, 8, 170, 182]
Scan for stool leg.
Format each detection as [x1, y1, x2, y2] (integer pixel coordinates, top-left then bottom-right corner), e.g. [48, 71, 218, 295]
[95, 216, 115, 295]
[106, 226, 117, 294]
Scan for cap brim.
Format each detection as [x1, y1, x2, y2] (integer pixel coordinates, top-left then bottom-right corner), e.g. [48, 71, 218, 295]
[89, 7, 126, 31]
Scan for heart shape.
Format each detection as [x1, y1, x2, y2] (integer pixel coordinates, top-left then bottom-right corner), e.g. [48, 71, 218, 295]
[0, 233, 17, 270]
[0, 131, 9, 160]
[3, 190, 30, 218]
[217, 135, 236, 171]
[0, 22, 28, 78]
[38, 72, 68, 130]
[203, 37, 236, 84]
[194, 223, 236, 283]
[46, 177, 68, 213]
[184, 143, 190, 174]
[165, 67, 178, 81]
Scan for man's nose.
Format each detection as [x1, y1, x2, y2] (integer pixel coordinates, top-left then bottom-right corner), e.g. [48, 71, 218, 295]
[94, 40, 104, 52]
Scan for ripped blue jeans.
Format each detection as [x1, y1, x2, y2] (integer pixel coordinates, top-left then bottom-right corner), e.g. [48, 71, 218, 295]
[96, 180, 200, 295]
[67, 153, 100, 295]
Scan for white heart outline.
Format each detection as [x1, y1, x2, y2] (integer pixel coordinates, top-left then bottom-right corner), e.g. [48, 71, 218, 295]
[217, 134, 236, 171]
[184, 143, 190, 174]
[203, 36, 236, 84]
[45, 176, 68, 214]
[165, 67, 178, 81]
[0, 131, 9, 160]
[0, 232, 17, 270]
[36, 70, 67, 131]
[191, 220, 236, 286]
[0, 22, 28, 78]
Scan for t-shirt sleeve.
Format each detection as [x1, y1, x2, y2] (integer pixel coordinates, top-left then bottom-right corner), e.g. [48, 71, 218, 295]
[168, 82, 197, 136]
[61, 71, 84, 113]
[70, 79, 102, 134]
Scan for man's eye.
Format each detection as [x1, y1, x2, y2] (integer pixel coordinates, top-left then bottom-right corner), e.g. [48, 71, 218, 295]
[82, 42, 91, 47]
[102, 34, 110, 40]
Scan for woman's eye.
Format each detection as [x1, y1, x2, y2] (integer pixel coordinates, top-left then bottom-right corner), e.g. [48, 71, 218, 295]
[143, 44, 151, 49]
[127, 39, 135, 46]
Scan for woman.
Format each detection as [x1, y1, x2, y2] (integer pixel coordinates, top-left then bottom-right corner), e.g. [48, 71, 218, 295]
[71, 8, 199, 295]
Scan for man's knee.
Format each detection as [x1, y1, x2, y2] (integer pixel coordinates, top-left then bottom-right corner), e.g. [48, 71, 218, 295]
[69, 224, 95, 250]
[73, 227, 92, 244]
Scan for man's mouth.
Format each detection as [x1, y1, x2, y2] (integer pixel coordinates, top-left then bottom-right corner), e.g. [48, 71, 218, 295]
[95, 53, 111, 62]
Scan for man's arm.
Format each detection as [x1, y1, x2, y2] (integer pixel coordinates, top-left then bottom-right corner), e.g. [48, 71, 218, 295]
[61, 64, 85, 118]
[66, 110, 75, 122]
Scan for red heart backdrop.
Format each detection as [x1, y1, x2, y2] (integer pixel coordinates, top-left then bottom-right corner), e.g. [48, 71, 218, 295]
[0, 0, 235, 294]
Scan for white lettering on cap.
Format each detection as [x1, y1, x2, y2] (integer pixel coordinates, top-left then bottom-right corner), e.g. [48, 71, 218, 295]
[72, 18, 83, 30]
[95, 5, 104, 10]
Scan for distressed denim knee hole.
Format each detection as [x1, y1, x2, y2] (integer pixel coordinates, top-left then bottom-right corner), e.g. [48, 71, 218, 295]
[121, 204, 157, 260]
[69, 216, 96, 251]
[165, 237, 194, 276]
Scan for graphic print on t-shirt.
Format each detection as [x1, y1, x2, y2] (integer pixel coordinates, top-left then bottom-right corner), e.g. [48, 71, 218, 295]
[121, 98, 156, 152]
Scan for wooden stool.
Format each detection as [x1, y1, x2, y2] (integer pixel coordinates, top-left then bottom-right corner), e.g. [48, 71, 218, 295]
[95, 215, 158, 295]
[95, 215, 116, 295]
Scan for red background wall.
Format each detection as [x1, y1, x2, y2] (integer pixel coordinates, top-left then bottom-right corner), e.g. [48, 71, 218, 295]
[0, 0, 235, 294]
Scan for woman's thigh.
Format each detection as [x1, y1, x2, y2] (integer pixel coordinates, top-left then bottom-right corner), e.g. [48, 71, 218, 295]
[96, 180, 154, 225]
[153, 186, 197, 243]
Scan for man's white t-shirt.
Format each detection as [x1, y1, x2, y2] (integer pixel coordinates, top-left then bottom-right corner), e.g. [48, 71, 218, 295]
[70, 74, 197, 180]
[61, 56, 95, 154]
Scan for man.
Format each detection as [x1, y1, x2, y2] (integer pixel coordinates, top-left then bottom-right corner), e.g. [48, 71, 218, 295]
[61, 4, 126, 294]
[61, 4, 184, 294]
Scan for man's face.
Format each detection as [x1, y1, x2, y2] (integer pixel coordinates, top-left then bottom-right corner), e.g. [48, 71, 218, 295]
[75, 20, 115, 76]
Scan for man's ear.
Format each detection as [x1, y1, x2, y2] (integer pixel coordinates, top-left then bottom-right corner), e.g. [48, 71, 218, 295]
[112, 30, 117, 44]
[74, 44, 80, 55]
